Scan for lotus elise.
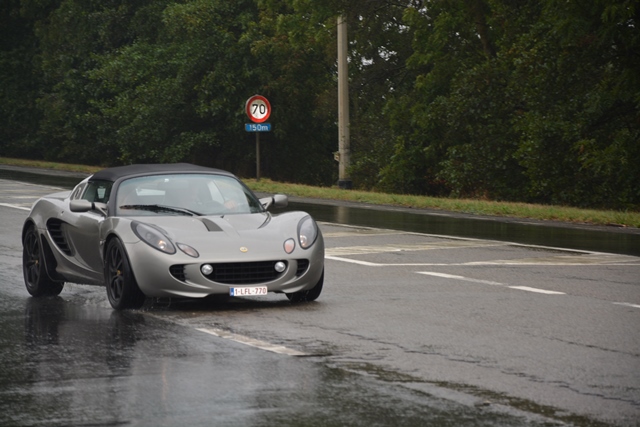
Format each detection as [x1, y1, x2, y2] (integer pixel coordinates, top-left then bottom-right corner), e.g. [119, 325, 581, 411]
[22, 163, 324, 309]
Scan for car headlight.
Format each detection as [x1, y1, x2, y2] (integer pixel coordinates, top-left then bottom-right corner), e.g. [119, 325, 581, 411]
[132, 222, 176, 254]
[298, 216, 318, 249]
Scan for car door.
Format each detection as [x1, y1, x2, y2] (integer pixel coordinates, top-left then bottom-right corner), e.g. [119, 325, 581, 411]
[64, 180, 112, 277]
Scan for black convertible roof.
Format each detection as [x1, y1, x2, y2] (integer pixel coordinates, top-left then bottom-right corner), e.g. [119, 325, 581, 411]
[90, 163, 231, 182]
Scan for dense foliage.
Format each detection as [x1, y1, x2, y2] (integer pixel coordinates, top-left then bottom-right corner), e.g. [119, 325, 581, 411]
[1, 0, 638, 208]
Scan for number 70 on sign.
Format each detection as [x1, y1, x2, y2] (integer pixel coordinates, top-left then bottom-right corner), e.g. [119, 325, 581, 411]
[245, 95, 271, 123]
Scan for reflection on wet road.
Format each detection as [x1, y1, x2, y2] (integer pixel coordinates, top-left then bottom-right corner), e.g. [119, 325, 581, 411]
[1, 294, 553, 426]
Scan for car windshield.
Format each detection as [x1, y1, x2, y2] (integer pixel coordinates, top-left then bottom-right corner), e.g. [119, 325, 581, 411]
[115, 174, 264, 217]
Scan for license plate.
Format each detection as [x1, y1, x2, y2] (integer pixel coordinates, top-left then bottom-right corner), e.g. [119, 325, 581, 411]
[229, 286, 268, 296]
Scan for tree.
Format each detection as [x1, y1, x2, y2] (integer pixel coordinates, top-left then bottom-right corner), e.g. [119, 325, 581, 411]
[89, 0, 257, 167]
[2, 0, 637, 208]
[32, 0, 169, 164]
[382, 0, 639, 208]
[511, 0, 640, 207]
[0, 0, 46, 158]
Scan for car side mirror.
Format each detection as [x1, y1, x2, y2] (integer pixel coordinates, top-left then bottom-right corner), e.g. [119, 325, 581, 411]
[70, 199, 108, 216]
[272, 194, 288, 208]
[70, 199, 92, 212]
[260, 194, 288, 210]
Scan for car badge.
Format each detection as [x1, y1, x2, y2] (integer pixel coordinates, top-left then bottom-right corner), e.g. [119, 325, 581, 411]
[240, 246, 248, 253]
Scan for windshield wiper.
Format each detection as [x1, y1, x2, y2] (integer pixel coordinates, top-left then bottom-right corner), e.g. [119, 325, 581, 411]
[119, 204, 202, 216]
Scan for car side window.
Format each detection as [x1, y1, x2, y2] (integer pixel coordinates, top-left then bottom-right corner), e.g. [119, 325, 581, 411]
[70, 183, 86, 200]
[82, 180, 113, 203]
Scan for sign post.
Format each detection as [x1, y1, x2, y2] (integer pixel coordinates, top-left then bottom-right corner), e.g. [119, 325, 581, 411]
[245, 95, 272, 180]
[337, 15, 352, 189]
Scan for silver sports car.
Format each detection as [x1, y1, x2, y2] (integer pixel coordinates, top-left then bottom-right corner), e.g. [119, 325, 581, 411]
[22, 163, 324, 309]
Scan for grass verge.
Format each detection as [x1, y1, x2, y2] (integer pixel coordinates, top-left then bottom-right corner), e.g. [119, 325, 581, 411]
[2, 157, 638, 228]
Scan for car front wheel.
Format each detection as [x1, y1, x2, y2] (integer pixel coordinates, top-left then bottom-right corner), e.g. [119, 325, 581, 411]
[286, 269, 324, 303]
[22, 225, 64, 297]
[104, 238, 146, 310]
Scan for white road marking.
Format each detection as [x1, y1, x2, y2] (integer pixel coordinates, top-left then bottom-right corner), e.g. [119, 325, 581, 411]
[143, 312, 308, 357]
[323, 225, 640, 266]
[613, 302, 640, 309]
[196, 327, 307, 356]
[465, 254, 640, 265]
[325, 254, 640, 267]
[417, 271, 505, 286]
[417, 271, 566, 295]
[326, 241, 504, 256]
[508, 286, 566, 295]
[0, 203, 30, 211]
[324, 226, 638, 300]
[325, 255, 383, 266]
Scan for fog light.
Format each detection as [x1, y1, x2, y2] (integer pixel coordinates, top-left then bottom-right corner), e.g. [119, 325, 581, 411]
[274, 261, 286, 273]
[201, 264, 213, 275]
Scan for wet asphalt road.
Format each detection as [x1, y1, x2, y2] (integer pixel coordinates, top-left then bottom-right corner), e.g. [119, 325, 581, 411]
[1, 176, 639, 426]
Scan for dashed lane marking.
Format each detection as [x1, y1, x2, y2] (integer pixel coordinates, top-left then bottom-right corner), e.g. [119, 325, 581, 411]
[326, 241, 505, 257]
[0, 203, 30, 211]
[196, 327, 307, 356]
[416, 271, 566, 295]
[416, 271, 504, 286]
[142, 312, 308, 357]
[508, 286, 566, 295]
[613, 302, 640, 309]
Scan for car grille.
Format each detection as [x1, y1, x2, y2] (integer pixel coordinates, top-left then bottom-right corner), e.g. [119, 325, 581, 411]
[46, 219, 72, 255]
[296, 259, 309, 276]
[169, 265, 186, 281]
[203, 261, 287, 285]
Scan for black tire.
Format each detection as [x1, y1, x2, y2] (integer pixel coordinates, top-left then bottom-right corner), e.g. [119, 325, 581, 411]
[104, 238, 146, 310]
[22, 225, 64, 297]
[286, 269, 324, 303]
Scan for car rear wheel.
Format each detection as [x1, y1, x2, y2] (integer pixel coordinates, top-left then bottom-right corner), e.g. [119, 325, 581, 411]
[22, 225, 64, 297]
[286, 269, 324, 303]
[105, 238, 146, 310]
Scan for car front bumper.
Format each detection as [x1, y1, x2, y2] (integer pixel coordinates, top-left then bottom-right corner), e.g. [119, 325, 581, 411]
[125, 238, 325, 298]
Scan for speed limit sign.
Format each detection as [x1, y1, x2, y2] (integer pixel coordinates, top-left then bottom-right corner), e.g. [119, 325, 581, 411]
[245, 95, 271, 123]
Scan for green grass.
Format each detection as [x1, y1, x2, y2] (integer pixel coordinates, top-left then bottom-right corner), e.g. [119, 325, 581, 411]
[0, 157, 102, 175]
[2, 157, 639, 228]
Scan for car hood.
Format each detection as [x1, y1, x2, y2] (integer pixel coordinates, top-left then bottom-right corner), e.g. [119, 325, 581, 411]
[147, 213, 269, 235]
[136, 211, 307, 242]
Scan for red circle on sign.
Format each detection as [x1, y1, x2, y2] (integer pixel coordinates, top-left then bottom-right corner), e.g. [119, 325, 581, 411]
[245, 95, 271, 123]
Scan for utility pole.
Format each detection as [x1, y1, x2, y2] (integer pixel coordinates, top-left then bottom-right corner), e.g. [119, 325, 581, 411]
[337, 14, 352, 189]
